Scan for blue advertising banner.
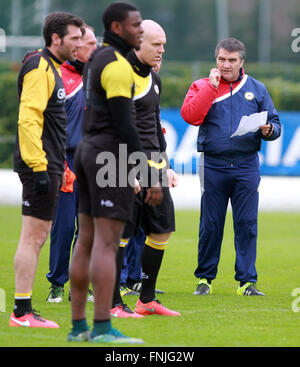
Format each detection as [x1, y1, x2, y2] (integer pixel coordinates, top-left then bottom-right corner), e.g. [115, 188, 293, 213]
[161, 110, 300, 176]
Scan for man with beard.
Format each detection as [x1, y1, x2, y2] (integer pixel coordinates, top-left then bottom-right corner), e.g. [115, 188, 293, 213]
[11, 12, 83, 329]
[46, 25, 97, 304]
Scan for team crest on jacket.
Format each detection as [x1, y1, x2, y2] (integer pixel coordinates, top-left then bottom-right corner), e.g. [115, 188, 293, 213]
[57, 88, 66, 100]
[154, 84, 159, 94]
[244, 91, 254, 101]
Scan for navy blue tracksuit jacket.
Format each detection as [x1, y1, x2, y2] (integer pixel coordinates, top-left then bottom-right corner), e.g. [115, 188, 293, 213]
[47, 61, 84, 286]
[181, 69, 281, 283]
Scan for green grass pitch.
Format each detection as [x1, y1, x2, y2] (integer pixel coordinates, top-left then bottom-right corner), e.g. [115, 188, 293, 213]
[0, 206, 299, 347]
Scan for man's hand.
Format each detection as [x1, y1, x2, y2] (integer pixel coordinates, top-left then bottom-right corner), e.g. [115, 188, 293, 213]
[260, 123, 273, 138]
[209, 68, 221, 89]
[134, 178, 141, 195]
[166, 169, 179, 188]
[33, 171, 51, 195]
[144, 184, 163, 206]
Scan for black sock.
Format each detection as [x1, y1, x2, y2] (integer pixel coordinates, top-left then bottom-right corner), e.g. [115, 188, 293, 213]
[14, 298, 32, 317]
[140, 245, 164, 303]
[112, 246, 124, 307]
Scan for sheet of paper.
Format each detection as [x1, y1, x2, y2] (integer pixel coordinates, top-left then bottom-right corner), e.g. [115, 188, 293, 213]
[231, 111, 268, 138]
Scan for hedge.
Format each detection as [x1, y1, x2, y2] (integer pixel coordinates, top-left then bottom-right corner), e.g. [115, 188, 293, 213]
[0, 62, 299, 168]
[159, 75, 300, 110]
[0, 72, 18, 168]
[1, 72, 297, 122]
[0, 72, 18, 135]
[159, 61, 300, 109]
[160, 61, 300, 83]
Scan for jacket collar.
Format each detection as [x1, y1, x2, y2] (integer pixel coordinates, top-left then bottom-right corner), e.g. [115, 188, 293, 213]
[102, 30, 132, 57]
[44, 47, 63, 65]
[127, 50, 152, 77]
[63, 60, 85, 75]
[221, 67, 244, 85]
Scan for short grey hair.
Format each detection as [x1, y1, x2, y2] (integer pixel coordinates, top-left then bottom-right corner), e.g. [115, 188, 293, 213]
[215, 37, 246, 60]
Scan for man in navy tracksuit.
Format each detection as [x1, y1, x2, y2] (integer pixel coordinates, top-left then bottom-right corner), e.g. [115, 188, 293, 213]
[46, 26, 97, 302]
[181, 38, 281, 296]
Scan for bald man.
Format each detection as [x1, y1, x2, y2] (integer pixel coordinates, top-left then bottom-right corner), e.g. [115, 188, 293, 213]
[111, 20, 180, 318]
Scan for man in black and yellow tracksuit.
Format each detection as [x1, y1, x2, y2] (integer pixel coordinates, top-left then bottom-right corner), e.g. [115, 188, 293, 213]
[69, 3, 162, 344]
[10, 12, 83, 329]
[14, 47, 67, 206]
[111, 20, 180, 318]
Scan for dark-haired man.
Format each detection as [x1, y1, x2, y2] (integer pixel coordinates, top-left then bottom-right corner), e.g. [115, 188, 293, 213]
[68, 2, 161, 344]
[46, 25, 97, 304]
[181, 38, 281, 297]
[10, 12, 83, 328]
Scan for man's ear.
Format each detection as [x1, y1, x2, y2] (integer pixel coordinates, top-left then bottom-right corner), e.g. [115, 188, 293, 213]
[51, 33, 61, 46]
[110, 21, 122, 36]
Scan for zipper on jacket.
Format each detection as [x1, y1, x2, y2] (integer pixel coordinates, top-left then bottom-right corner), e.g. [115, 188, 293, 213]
[229, 83, 233, 167]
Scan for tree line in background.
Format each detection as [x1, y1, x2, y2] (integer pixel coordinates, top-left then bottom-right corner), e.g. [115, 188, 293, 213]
[0, 0, 300, 62]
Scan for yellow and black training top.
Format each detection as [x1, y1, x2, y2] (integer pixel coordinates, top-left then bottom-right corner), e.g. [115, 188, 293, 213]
[14, 48, 67, 174]
[127, 50, 165, 155]
[127, 50, 168, 173]
[82, 31, 143, 154]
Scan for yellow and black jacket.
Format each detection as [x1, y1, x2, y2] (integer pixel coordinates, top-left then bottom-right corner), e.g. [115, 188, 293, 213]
[127, 50, 168, 173]
[14, 48, 67, 174]
[128, 50, 166, 154]
[82, 31, 142, 155]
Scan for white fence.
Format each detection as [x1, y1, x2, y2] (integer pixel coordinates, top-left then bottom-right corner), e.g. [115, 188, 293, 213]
[1, 169, 300, 211]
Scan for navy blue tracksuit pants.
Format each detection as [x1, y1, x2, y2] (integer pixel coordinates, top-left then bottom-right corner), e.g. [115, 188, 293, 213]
[194, 153, 261, 283]
[120, 226, 145, 285]
[46, 152, 78, 286]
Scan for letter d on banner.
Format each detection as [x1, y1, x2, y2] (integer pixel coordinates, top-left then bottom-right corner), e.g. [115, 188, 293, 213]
[0, 288, 5, 312]
[0, 28, 5, 52]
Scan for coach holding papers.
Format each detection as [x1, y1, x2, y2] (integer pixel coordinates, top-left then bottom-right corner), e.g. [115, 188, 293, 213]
[181, 38, 281, 297]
